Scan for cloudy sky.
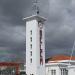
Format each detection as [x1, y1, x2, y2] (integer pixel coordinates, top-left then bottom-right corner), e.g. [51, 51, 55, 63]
[0, 0, 75, 62]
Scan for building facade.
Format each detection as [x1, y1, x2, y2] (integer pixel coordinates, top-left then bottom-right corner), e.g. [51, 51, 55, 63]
[45, 55, 75, 75]
[46, 63, 68, 75]
[68, 65, 75, 75]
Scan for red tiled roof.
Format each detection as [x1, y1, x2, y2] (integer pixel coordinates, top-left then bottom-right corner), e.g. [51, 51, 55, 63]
[47, 55, 75, 62]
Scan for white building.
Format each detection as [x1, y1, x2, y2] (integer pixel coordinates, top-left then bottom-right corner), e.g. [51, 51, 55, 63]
[45, 55, 75, 75]
[24, 15, 46, 75]
[46, 63, 68, 75]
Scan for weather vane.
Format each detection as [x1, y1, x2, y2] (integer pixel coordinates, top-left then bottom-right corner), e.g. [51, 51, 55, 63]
[32, 0, 39, 15]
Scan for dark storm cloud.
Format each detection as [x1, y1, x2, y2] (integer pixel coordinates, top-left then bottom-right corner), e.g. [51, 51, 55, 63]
[0, 0, 32, 25]
[45, 0, 75, 58]
[0, 0, 28, 62]
[0, 0, 75, 62]
[0, 23, 26, 62]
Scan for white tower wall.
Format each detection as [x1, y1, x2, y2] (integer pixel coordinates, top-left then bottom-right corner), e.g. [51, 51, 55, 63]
[24, 15, 46, 75]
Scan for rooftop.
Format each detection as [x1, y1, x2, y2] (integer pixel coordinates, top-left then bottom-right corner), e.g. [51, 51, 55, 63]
[46, 54, 75, 63]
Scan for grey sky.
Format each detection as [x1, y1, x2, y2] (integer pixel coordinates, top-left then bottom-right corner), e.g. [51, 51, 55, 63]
[0, 0, 75, 62]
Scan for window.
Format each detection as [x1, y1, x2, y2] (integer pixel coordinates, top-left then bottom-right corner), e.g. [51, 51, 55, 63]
[51, 70, 56, 75]
[30, 74, 34, 75]
[30, 44, 32, 49]
[30, 37, 32, 42]
[61, 69, 68, 75]
[30, 58, 32, 63]
[30, 30, 32, 35]
[30, 51, 32, 56]
[65, 70, 68, 75]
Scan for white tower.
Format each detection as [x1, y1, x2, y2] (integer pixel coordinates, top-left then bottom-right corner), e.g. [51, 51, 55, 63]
[23, 1, 46, 75]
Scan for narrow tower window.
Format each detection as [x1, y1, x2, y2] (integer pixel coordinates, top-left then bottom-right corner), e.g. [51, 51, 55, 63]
[30, 58, 32, 63]
[30, 30, 32, 35]
[30, 51, 32, 56]
[30, 37, 32, 42]
[30, 44, 32, 49]
[51, 70, 56, 75]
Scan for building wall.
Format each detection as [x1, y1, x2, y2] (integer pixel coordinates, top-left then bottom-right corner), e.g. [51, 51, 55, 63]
[68, 67, 75, 75]
[46, 65, 60, 75]
[26, 20, 39, 75]
[26, 17, 45, 75]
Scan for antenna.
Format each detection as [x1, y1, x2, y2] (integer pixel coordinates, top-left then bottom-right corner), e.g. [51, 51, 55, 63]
[69, 41, 75, 65]
[32, 0, 40, 15]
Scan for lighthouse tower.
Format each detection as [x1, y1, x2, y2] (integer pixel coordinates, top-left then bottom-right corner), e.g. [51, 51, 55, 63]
[23, 1, 46, 75]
